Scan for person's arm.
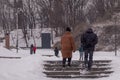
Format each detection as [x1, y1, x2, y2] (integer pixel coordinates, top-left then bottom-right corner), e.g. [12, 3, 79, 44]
[70, 36, 76, 52]
[93, 34, 98, 45]
[60, 37, 62, 50]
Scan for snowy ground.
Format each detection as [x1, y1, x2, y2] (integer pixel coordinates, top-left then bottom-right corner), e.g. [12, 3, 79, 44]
[0, 46, 120, 80]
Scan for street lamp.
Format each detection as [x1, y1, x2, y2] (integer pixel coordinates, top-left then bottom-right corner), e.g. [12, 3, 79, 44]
[14, 0, 23, 53]
[16, 8, 19, 53]
[16, 8, 23, 53]
[114, 16, 117, 56]
[113, 14, 120, 56]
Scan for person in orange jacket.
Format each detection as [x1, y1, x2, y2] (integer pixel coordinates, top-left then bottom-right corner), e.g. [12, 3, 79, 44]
[61, 27, 76, 67]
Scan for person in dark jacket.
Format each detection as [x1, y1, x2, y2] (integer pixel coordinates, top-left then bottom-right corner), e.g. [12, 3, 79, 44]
[54, 47, 59, 57]
[81, 28, 98, 70]
[30, 44, 33, 54]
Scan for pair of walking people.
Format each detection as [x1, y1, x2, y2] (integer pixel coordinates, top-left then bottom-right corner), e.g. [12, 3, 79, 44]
[61, 27, 98, 71]
[30, 44, 37, 54]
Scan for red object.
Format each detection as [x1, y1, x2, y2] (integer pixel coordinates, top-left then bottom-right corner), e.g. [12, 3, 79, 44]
[33, 46, 37, 53]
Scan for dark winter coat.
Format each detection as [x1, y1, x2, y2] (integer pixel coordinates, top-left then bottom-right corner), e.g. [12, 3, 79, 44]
[81, 28, 98, 51]
[30, 44, 33, 54]
[61, 32, 76, 58]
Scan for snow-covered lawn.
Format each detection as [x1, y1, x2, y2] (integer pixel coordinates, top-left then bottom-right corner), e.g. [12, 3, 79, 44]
[0, 46, 120, 80]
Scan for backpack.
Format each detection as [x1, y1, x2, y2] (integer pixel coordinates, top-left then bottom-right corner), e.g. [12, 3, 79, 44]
[85, 34, 94, 47]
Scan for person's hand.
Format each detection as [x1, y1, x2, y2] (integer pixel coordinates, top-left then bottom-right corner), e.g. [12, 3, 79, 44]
[73, 50, 75, 52]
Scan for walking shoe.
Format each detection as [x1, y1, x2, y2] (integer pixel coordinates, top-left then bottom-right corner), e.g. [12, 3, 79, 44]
[63, 64, 65, 67]
[68, 63, 71, 67]
[87, 67, 91, 71]
[85, 64, 88, 68]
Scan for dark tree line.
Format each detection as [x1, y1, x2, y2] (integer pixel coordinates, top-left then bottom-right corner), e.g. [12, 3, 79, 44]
[0, 0, 120, 47]
[0, 0, 119, 33]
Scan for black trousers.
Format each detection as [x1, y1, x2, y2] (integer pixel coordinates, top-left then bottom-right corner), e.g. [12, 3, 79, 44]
[55, 52, 58, 56]
[30, 48, 33, 54]
[84, 50, 93, 70]
[63, 58, 71, 67]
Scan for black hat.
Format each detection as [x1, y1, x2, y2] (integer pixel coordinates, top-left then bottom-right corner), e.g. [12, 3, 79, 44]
[86, 28, 93, 33]
[66, 27, 71, 32]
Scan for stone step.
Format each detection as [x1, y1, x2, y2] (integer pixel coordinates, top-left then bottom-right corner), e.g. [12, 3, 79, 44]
[45, 60, 112, 64]
[46, 75, 109, 78]
[43, 60, 113, 79]
[44, 67, 112, 71]
[44, 63, 111, 68]
[43, 71, 113, 76]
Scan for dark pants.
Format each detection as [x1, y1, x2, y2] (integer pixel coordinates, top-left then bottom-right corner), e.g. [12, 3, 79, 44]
[30, 48, 33, 54]
[33, 50, 36, 54]
[55, 52, 58, 56]
[63, 58, 71, 67]
[84, 50, 93, 70]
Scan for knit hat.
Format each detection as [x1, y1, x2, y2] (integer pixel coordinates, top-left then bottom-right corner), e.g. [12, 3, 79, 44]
[66, 27, 71, 32]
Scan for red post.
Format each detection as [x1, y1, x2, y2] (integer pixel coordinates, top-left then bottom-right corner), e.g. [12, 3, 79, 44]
[5, 33, 10, 49]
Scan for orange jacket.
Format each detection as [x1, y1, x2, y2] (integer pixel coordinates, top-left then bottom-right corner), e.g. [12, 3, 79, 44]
[61, 32, 76, 58]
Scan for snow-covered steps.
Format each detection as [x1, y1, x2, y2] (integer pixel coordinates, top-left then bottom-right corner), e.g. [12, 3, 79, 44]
[45, 60, 112, 64]
[43, 71, 113, 75]
[44, 67, 112, 71]
[46, 74, 109, 78]
[44, 63, 110, 67]
[43, 60, 113, 78]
